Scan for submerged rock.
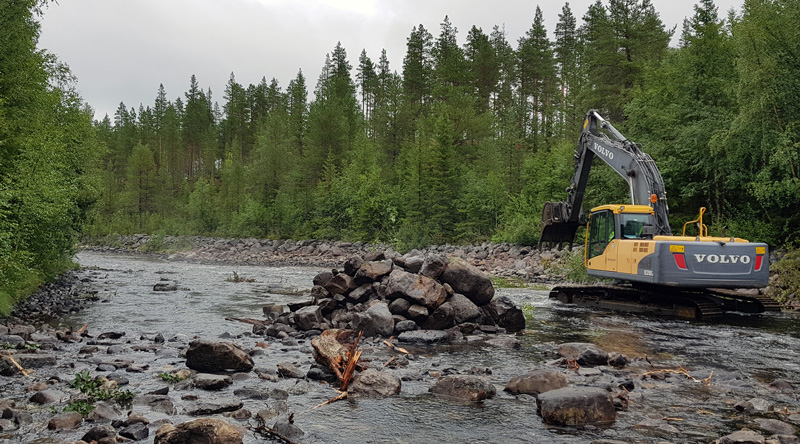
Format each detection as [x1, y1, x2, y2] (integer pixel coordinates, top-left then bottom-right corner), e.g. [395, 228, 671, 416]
[536, 387, 616, 426]
[504, 370, 568, 396]
[429, 375, 496, 402]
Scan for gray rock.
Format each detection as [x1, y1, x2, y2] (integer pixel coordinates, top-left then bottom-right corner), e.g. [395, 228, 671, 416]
[184, 398, 244, 416]
[82, 425, 117, 442]
[367, 302, 395, 337]
[350, 312, 377, 337]
[13, 353, 56, 368]
[348, 369, 402, 398]
[482, 297, 525, 332]
[272, 416, 304, 440]
[439, 259, 495, 306]
[419, 254, 447, 279]
[385, 269, 447, 309]
[429, 375, 496, 402]
[185, 340, 254, 373]
[448, 294, 481, 324]
[557, 342, 609, 366]
[233, 388, 271, 400]
[294, 305, 323, 331]
[120, 422, 149, 441]
[536, 387, 616, 426]
[406, 304, 429, 321]
[324, 273, 355, 295]
[713, 428, 765, 444]
[29, 389, 66, 405]
[634, 418, 680, 433]
[47, 412, 83, 430]
[422, 303, 456, 330]
[394, 320, 418, 334]
[193, 373, 233, 390]
[755, 418, 796, 435]
[276, 362, 304, 379]
[402, 255, 424, 274]
[397, 330, 448, 344]
[504, 370, 568, 396]
[388, 298, 411, 315]
[87, 401, 122, 422]
[153, 283, 178, 291]
[355, 260, 393, 284]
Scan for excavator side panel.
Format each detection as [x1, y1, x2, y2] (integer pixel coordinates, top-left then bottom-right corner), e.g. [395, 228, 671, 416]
[588, 240, 769, 288]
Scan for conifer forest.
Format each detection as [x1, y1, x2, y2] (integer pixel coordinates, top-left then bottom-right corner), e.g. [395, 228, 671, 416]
[2, 0, 800, 305]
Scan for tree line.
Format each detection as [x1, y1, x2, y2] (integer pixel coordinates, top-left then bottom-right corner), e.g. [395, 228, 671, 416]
[2, 0, 799, 309]
[88, 0, 800, 249]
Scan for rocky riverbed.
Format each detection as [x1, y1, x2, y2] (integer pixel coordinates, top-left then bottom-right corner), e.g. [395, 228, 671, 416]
[0, 247, 797, 444]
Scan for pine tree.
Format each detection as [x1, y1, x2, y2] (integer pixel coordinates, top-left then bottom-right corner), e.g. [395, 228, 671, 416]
[554, 2, 581, 138]
[464, 26, 499, 113]
[517, 6, 557, 150]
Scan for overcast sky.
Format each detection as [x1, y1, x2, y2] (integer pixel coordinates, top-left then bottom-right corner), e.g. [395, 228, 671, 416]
[38, 0, 743, 120]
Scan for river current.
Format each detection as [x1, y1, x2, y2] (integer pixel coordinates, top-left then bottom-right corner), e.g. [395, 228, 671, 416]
[62, 251, 799, 443]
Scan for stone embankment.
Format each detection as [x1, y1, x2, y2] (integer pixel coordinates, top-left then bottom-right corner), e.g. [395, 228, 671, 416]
[82, 234, 571, 283]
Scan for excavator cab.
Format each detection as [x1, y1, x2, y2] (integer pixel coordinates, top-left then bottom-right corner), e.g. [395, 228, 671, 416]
[586, 205, 654, 260]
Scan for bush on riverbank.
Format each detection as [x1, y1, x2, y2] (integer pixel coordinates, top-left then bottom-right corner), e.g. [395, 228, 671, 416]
[767, 248, 800, 308]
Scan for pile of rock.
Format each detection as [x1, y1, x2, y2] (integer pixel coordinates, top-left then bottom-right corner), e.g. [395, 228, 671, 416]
[262, 251, 525, 340]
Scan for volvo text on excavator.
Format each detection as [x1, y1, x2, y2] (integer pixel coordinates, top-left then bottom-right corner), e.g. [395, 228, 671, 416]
[539, 110, 779, 319]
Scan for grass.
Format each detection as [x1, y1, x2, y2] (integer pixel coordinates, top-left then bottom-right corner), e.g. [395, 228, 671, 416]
[71, 371, 135, 408]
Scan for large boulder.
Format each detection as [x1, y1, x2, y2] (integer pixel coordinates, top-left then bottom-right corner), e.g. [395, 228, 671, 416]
[439, 259, 495, 306]
[348, 369, 402, 398]
[366, 302, 395, 337]
[536, 387, 616, 426]
[155, 418, 243, 444]
[385, 269, 447, 309]
[429, 375, 496, 402]
[504, 370, 568, 396]
[185, 341, 254, 373]
[481, 297, 525, 332]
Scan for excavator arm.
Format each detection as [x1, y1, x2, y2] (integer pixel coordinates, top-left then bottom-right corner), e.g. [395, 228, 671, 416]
[540, 110, 671, 248]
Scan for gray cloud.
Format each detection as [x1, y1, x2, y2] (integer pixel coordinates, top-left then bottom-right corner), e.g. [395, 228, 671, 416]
[38, 0, 743, 120]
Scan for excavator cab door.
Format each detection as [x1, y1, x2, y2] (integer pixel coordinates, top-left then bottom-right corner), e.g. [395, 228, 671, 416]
[586, 210, 615, 269]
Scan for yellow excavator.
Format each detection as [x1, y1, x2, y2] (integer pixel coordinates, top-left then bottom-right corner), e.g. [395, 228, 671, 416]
[540, 111, 778, 319]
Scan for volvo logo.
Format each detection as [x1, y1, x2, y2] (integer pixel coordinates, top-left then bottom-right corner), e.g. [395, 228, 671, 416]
[693, 254, 751, 264]
[593, 143, 614, 160]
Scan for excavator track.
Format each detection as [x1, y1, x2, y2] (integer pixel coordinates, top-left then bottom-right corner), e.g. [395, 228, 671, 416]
[549, 284, 780, 320]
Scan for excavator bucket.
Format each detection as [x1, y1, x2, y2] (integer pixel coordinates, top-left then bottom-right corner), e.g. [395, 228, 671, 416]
[539, 201, 581, 250]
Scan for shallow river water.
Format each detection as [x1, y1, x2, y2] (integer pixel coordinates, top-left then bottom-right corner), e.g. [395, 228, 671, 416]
[60, 251, 800, 443]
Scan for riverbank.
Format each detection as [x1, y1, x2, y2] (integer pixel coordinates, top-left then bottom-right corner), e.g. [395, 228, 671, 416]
[80, 234, 582, 284]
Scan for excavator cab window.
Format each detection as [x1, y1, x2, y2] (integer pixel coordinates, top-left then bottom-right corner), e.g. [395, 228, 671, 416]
[587, 210, 614, 259]
[619, 213, 654, 239]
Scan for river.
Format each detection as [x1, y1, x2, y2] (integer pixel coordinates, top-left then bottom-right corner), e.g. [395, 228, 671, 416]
[60, 251, 799, 443]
